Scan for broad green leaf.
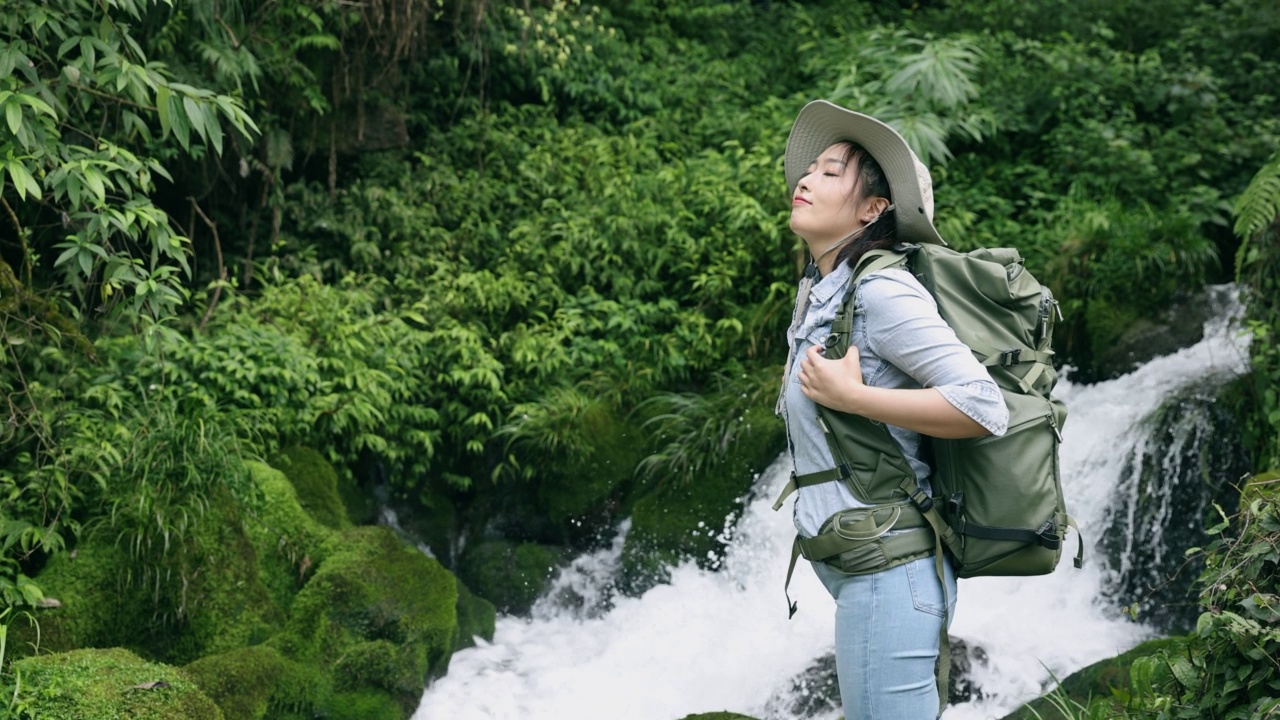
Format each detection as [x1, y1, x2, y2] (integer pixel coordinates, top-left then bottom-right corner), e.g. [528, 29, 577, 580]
[5, 101, 20, 135]
[5, 160, 41, 200]
[156, 85, 172, 136]
[82, 166, 106, 203]
[203, 108, 224, 153]
[183, 95, 206, 142]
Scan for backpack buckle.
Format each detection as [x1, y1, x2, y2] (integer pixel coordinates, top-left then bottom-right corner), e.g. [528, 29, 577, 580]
[907, 487, 934, 513]
[998, 349, 1022, 366]
[1035, 520, 1062, 550]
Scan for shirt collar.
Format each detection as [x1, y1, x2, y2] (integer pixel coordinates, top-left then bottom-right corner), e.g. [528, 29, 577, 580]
[808, 260, 854, 310]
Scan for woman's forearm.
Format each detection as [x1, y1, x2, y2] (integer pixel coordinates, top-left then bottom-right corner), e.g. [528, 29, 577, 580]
[827, 384, 990, 439]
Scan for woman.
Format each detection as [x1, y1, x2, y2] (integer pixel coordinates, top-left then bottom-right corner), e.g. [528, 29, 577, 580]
[775, 100, 1009, 719]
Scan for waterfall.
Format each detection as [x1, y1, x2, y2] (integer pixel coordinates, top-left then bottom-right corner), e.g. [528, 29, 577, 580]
[414, 285, 1250, 720]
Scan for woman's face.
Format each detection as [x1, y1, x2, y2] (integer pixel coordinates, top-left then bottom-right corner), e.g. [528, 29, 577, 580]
[789, 142, 881, 251]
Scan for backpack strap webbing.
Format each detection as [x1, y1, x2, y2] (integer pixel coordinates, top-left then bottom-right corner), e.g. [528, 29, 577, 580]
[771, 466, 850, 511]
[898, 475, 956, 717]
[1069, 517, 1085, 569]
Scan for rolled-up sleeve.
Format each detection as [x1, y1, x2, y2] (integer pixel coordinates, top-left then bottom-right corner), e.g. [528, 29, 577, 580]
[859, 269, 1010, 436]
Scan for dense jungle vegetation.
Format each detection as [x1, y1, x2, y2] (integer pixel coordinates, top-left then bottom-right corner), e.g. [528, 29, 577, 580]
[2, 0, 1280, 717]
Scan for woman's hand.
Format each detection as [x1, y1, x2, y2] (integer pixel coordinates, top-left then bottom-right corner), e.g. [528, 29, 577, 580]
[797, 343, 864, 414]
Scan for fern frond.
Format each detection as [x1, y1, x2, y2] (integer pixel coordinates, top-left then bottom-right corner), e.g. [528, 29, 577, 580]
[1233, 153, 1280, 242]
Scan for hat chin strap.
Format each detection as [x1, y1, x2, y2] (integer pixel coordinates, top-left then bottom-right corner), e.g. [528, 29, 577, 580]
[810, 204, 895, 271]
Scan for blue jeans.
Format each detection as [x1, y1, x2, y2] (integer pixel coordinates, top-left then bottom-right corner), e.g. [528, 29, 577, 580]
[811, 554, 958, 720]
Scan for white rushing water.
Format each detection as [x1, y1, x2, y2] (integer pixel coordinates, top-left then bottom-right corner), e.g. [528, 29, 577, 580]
[414, 286, 1251, 720]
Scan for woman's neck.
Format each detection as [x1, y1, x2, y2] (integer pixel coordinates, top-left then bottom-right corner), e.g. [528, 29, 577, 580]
[808, 233, 856, 276]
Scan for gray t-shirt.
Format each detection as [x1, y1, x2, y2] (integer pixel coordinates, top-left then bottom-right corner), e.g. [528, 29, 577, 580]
[781, 258, 1009, 539]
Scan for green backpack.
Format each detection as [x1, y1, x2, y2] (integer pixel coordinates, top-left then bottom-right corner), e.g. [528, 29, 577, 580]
[851, 243, 1083, 578]
[771, 242, 1083, 715]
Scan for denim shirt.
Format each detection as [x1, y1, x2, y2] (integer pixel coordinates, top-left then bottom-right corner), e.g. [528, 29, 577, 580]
[781, 257, 1009, 539]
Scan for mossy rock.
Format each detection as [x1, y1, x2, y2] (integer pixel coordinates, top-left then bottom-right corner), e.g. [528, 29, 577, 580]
[16, 542, 138, 657]
[275, 524, 458, 713]
[325, 689, 404, 720]
[455, 578, 497, 650]
[620, 402, 786, 594]
[678, 714, 760, 720]
[183, 644, 328, 720]
[164, 487, 290, 664]
[13, 647, 223, 720]
[1000, 636, 1187, 720]
[270, 445, 353, 530]
[23, 463, 327, 666]
[458, 539, 564, 615]
[244, 460, 336, 612]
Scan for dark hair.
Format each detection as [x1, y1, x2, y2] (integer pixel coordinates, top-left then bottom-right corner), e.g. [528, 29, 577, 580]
[832, 142, 897, 272]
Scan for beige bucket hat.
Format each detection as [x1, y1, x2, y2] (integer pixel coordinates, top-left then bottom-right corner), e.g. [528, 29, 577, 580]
[784, 100, 946, 246]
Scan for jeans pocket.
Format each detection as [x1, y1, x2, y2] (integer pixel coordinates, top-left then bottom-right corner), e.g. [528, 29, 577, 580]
[905, 558, 948, 618]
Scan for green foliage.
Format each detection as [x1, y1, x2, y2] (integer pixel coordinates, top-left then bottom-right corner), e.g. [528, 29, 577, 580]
[824, 29, 995, 166]
[1040, 193, 1219, 365]
[621, 371, 787, 593]
[1234, 154, 1280, 250]
[1046, 475, 1280, 720]
[3, 1, 1280, 714]
[636, 368, 781, 489]
[1233, 151, 1280, 471]
[1, 0, 257, 324]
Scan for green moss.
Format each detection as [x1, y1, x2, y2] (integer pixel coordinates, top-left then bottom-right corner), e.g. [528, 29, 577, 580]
[454, 578, 497, 651]
[13, 647, 223, 720]
[678, 714, 761, 720]
[325, 689, 403, 720]
[621, 402, 786, 594]
[244, 460, 336, 612]
[161, 487, 287, 664]
[18, 542, 137, 656]
[183, 644, 329, 720]
[274, 525, 458, 712]
[270, 445, 353, 530]
[1001, 636, 1187, 720]
[458, 540, 564, 615]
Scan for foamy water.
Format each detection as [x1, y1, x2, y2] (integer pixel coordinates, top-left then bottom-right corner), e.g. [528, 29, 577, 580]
[414, 286, 1250, 720]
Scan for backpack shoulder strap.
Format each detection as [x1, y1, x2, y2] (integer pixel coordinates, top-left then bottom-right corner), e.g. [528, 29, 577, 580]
[825, 249, 911, 357]
[852, 248, 910, 284]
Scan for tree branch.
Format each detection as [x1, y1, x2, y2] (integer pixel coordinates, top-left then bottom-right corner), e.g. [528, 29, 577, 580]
[188, 198, 226, 332]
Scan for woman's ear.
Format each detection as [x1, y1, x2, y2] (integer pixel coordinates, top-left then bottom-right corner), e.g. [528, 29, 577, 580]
[861, 196, 890, 223]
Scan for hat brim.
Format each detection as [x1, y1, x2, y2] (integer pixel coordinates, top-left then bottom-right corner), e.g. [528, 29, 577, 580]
[785, 100, 945, 246]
